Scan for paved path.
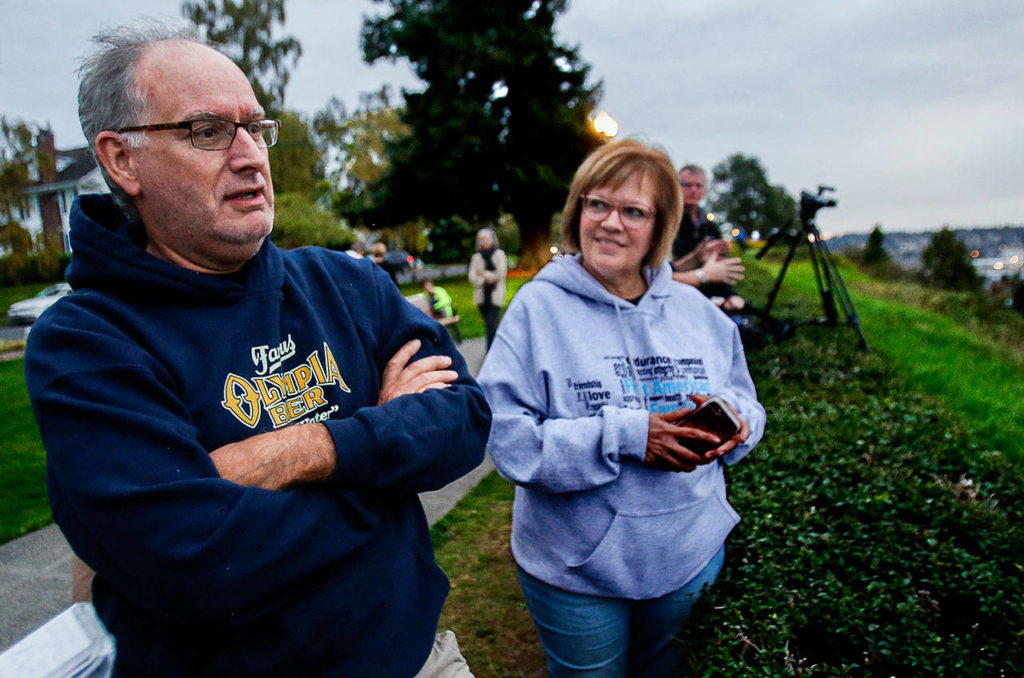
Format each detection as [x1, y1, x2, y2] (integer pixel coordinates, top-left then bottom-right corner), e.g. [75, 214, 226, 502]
[0, 336, 492, 652]
[0, 325, 31, 343]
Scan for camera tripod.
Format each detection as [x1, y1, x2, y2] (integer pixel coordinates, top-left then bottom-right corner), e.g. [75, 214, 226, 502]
[755, 186, 870, 350]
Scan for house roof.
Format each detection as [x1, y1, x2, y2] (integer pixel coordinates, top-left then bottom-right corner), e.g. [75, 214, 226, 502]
[22, 146, 98, 195]
[55, 147, 97, 184]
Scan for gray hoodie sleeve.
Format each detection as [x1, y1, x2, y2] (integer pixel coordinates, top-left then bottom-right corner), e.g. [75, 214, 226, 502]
[478, 299, 650, 494]
[715, 319, 766, 466]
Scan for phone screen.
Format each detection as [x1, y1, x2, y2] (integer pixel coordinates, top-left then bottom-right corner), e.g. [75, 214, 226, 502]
[674, 397, 740, 454]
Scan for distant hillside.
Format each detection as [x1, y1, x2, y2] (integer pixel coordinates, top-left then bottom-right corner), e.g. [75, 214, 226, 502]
[826, 225, 1024, 269]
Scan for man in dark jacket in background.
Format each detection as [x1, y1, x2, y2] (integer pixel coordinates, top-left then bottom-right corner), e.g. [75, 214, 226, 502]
[25, 22, 488, 677]
[670, 164, 747, 310]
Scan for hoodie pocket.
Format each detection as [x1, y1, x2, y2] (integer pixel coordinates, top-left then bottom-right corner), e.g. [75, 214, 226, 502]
[565, 493, 739, 596]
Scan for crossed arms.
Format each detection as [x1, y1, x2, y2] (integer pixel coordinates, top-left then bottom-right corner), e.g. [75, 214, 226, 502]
[211, 338, 458, 490]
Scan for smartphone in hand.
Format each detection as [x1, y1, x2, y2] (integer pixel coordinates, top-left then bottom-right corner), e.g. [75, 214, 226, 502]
[673, 396, 741, 454]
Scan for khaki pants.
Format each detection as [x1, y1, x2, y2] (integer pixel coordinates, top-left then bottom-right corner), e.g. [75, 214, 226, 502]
[413, 630, 474, 678]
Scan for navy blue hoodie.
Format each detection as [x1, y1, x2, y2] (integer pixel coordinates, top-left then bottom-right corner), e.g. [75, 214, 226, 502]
[25, 194, 490, 677]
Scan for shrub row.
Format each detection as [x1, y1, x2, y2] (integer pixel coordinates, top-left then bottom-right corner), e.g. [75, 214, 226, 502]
[0, 250, 70, 287]
[681, 329, 1024, 676]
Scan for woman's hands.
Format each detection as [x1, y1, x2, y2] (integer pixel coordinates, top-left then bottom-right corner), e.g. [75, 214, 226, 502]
[644, 396, 750, 472]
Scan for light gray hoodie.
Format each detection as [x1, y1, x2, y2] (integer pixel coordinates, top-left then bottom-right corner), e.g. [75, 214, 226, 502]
[478, 255, 765, 599]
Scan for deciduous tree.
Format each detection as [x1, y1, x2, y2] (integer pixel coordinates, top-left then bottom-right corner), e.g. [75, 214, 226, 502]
[0, 117, 34, 227]
[708, 154, 796, 236]
[312, 88, 410, 221]
[182, 0, 302, 115]
[271, 192, 354, 250]
[362, 0, 602, 268]
[267, 112, 322, 197]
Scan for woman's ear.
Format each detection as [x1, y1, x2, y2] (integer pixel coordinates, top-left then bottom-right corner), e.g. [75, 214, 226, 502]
[94, 131, 142, 197]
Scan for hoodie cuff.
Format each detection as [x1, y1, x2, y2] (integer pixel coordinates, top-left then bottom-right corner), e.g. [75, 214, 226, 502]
[324, 415, 379, 486]
[604, 406, 651, 462]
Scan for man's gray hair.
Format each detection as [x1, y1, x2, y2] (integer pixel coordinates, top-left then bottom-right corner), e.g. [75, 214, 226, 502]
[77, 21, 207, 212]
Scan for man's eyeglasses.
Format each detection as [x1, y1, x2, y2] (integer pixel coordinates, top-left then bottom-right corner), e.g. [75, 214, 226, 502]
[581, 195, 656, 229]
[115, 118, 280, 150]
[680, 181, 705, 189]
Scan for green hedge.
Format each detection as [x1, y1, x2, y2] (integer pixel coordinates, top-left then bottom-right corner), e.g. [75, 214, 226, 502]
[681, 329, 1024, 675]
[0, 250, 71, 287]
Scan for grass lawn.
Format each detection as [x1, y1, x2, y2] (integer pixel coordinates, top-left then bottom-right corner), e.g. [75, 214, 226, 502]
[753, 254, 1024, 462]
[0, 358, 50, 544]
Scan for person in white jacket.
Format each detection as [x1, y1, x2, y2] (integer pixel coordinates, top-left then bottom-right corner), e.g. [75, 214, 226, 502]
[468, 228, 507, 349]
[478, 140, 765, 677]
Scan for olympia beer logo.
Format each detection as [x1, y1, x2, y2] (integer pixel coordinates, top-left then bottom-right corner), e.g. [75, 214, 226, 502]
[221, 335, 350, 428]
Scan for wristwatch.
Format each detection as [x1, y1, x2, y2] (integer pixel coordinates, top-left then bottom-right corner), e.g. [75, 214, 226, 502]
[696, 268, 707, 284]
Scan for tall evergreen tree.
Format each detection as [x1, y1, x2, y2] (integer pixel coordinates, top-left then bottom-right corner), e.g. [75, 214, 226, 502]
[862, 224, 891, 267]
[182, 0, 302, 115]
[920, 227, 982, 292]
[363, 0, 602, 268]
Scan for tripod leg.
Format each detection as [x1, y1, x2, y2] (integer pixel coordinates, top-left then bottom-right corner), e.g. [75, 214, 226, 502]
[816, 237, 871, 351]
[763, 233, 801, 319]
[807, 237, 838, 324]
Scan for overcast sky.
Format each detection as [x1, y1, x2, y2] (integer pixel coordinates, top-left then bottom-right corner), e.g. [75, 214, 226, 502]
[2, 0, 1021, 235]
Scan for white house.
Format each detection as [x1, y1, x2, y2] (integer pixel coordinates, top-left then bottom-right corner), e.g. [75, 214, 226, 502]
[17, 130, 108, 253]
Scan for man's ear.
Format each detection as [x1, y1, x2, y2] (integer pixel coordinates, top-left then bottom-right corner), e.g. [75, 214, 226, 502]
[94, 131, 142, 197]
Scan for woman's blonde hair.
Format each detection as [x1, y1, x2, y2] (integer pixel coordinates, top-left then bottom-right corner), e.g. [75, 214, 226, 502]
[560, 139, 682, 269]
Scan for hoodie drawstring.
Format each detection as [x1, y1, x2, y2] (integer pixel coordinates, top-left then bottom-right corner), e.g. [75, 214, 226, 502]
[613, 300, 648, 411]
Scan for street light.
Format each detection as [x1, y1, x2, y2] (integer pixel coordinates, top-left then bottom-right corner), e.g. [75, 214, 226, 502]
[592, 111, 618, 139]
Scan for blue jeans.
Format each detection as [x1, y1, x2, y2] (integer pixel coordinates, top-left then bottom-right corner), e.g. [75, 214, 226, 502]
[517, 545, 725, 677]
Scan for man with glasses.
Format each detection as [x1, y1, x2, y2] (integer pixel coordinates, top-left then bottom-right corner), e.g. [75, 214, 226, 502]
[670, 164, 747, 310]
[24, 23, 487, 677]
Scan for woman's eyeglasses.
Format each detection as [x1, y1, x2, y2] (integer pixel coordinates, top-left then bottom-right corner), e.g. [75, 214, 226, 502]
[581, 195, 655, 229]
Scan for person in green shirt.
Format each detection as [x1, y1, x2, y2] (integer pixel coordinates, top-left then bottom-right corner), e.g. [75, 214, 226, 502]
[423, 279, 453, 317]
[423, 279, 461, 343]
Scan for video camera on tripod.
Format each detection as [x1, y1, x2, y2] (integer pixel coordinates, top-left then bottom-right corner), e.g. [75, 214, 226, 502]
[755, 185, 869, 350]
[800, 185, 837, 222]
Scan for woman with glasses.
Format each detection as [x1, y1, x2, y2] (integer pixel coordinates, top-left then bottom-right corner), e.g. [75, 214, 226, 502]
[477, 140, 765, 676]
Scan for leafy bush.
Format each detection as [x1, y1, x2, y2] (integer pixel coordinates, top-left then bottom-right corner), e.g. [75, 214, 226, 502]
[0, 249, 71, 287]
[270, 192, 355, 250]
[680, 329, 1024, 675]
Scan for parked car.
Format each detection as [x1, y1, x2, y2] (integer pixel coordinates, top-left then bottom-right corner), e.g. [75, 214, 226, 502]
[7, 282, 72, 324]
[383, 249, 418, 274]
